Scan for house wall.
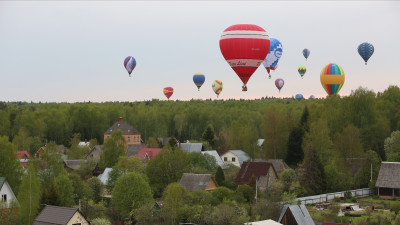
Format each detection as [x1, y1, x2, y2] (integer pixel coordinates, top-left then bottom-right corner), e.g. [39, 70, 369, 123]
[0, 181, 17, 208]
[220, 152, 240, 168]
[67, 211, 89, 225]
[103, 134, 141, 146]
[205, 179, 218, 191]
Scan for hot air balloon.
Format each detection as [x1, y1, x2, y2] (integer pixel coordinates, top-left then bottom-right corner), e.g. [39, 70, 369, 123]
[320, 63, 345, 96]
[298, 66, 306, 79]
[193, 73, 205, 91]
[163, 87, 174, 100]
[212, 80, 223, 97]
[219, 24, 270, 91]
[309, 95, 315, 100]
[275, 78, 284, 92]
[263, 38, 283, 79]
[295, 94, 303, 100]
[303, 49, 310, 61]
[124, 56, 136, 77]
[358, 42, 374, 65]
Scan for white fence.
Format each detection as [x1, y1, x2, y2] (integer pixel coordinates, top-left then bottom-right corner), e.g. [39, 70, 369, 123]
[296, 188, 371, 205]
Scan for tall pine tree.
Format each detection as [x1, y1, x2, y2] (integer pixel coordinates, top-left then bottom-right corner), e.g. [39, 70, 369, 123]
[286, 106, 309, 167]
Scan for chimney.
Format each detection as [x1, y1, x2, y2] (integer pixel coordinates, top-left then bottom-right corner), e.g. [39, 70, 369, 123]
[119, 117, 123, 122]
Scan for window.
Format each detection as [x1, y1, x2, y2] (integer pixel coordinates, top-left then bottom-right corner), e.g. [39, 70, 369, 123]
[232, 157, 236, 162]
[128, 136, 130, 143]
[72, 223, 81, 225]
[1, 194, 6, 202]
[224, 157, 227, 161]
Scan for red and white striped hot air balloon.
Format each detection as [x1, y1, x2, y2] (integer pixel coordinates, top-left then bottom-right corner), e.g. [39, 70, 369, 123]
[219, 24, 270, 91]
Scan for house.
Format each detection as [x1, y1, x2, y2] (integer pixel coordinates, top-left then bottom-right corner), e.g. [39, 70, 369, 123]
[17, 150, 30, 172]
[179, 173, 218, 192]
[0, 177, 18, 208]
[201, 150, 226, 169]
[245, 219, 282, 225]
[278, 204, 315, 225]
[33, 205, 89, 225]
[235, 162, 278, 190]
[254, 159, 289, 178]
[104, 117, 141, 151]
[136, 148, 163, 160]
[36, 146, 46, 158]
[127, 144, 147, 157]
[64, 160, 86, 171]
[220, 150, 250, 168]
[85, 145, 102, 162]
[179, 143, 204, 153]
[98, 168, 112, 185]
[376, 161, 400, 199]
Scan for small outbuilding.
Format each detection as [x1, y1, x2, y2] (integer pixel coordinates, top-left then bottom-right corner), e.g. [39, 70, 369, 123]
[179, 173, 218, 192]
[375, 161, 400, 199]
[278, 204, 315, 225]
[33, 205, 89, 225]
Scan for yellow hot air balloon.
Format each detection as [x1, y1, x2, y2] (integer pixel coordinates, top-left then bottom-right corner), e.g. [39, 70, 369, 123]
[320, 63, 345, 96]
[212, 80, 223, 97]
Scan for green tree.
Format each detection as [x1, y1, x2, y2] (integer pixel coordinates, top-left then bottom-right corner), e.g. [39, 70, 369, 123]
[69, 173, 93, 204]
[262, 106, 289, 159]
[87, 177, 104, 203]
[91, 218, 111, 225]
[203, 203, 249, 225]
[0, 136, 23, 193]
[54, 172, 75, 207]
[112, 172, 153, 219]
[215, 166, 225, 186]
[286, 106, 309, 167]
[17, 163, 41, 225]
[302, 119, 334, 164]
[163, 183, 187, 225]
[100, 130, 126, 168]
[353, 150, 381, 188]
[279, 168, 297, 193]
[384, 130, 400, 161]
[146, 148, 190, 197]
[202, 124, 216, 148]
[296, 146, 326, 195]
[146, 137, 160, 148]
[67, 133, 90, 160]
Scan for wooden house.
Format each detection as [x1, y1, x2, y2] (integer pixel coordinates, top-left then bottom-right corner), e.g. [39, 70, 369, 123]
[179, 173, 218, 192]
[33, 205, 89, 225]
[104, 117, 141, 152]
[235, 162, 278, 190]
[278, 204, 315, 225]
[376, 161, 400, 199]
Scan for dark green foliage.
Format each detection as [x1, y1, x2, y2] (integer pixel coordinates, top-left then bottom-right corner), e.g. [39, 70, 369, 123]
[87, 177, 104, 203]
[202, 124, 216, 148]
[0, 136, 23, 194]
[297, 147, 327, 195]
[100, 129, 126, 168]
[286, 127, 305, 167]
[215, 166, 225, 186]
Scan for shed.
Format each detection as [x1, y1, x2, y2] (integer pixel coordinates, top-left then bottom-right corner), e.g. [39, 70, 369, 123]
[278, 204, 315, 225]
[375, 161, 400, 198]
[179, 173, 218, 192]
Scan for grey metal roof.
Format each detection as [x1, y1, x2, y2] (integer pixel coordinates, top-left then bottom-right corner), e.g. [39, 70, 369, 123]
[98, 168, 112, 185]
[230, 150, 250, 165]
[278, 204, 315, 225]
[179, 143, 203, 153]
[254, 159, 289, 178]
[201, 150, 226, 169]
[64, 160, 86, 170]
[179, 173, 215, 192]
[104, 120, 140, 135]
[126, 144, 146, 157]
[33, 205, 79, 225]
[376, 162, 400, 188]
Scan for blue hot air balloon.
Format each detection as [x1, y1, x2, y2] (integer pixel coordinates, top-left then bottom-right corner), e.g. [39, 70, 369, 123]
[193, 73, 206, 91]
[358, 42, 374, 65]
[263, 38, 283, 78]
[124, 56, 136, 77]
[295, 94, 303, 100]
[303, 49, 310, 61]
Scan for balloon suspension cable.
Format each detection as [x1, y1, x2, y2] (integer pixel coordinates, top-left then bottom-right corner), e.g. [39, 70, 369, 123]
[269, 74, 271, 79]
[365, 62, 367, 65]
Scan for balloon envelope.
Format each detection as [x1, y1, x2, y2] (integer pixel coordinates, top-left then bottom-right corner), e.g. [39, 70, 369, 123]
[263, 38, 283, 74]
[163, 87, 174, 100]
[295, 94, 303, 100]
[219, 24, 270, 88]
[124, 56, 136, 76]
[309, 95, 315, 100]
[275, 78, 284, 92]
[193, 73, 206, 90]
[212, 80, 223, 97]
[298, 66, 306, 78]
[320, 63, 345, 96]
[358, 42, 374, 65]
[303, 49, 310, 60]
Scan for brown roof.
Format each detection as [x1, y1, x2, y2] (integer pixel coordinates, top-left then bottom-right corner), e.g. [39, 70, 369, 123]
[376, 162, 400, 188]
[33, 205, 82, 225]
[254, 159, 289, 178]
[104, 120, 140, 135]
[235, 162, 275, 185]
[179, 173, 216, 192]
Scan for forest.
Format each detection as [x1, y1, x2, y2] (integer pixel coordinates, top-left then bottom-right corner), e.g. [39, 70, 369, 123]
[1, 85, 400, 225]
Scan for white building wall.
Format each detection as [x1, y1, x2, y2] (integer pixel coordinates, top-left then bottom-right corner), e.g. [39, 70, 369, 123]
[0, 181, 18, 208]
[220, 151, 241, 167]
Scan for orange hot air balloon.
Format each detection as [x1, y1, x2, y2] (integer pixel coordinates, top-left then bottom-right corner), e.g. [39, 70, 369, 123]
[163, 87, 174, 100]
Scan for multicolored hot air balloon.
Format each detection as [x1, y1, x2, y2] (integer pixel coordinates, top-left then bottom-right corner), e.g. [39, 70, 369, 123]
[193, 73, 205, 91]
[358, 42, 374, 65]
[219, 24, 270, 91]
[303, 49, 310, 61]
[212, 80, 223, 97]
[124, 56, 136, 77]
[275, 78, 284, 92]
[163, 87, 174, 100]
[320, 63, 345, 96]
[263, 38, 283, 79]
[298, 66, 306, 79]
[295, 94, 303, 100]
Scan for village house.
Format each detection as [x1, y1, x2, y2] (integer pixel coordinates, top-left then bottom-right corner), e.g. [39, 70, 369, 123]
[178, 143, 204, 153]
[17, 150, 30, 172]
[235, 162, 278, 190]
[85, 145, 102, 162]
[220, 150, 250, 168]
[136, 148, 163, 160]
[278, 204, 315, 225]
[0, 177, 18, 208]
[201, 150, 226, 169]
[254, 159, 289, 178]
[375, 161, 400, 199]
[33, 205, 89, 225]
[179, 173, 218, 192]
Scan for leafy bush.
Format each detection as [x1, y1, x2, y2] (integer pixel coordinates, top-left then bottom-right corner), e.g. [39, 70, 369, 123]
[344, 191, 352, 199]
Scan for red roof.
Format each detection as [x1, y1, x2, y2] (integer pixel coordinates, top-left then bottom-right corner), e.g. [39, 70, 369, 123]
[235, 162, 274, 185]
[136, 148, 162, 160]
[17, 151, 30, 159]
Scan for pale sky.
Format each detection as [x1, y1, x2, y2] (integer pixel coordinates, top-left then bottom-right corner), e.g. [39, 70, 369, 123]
[0, 1, 399, 102]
